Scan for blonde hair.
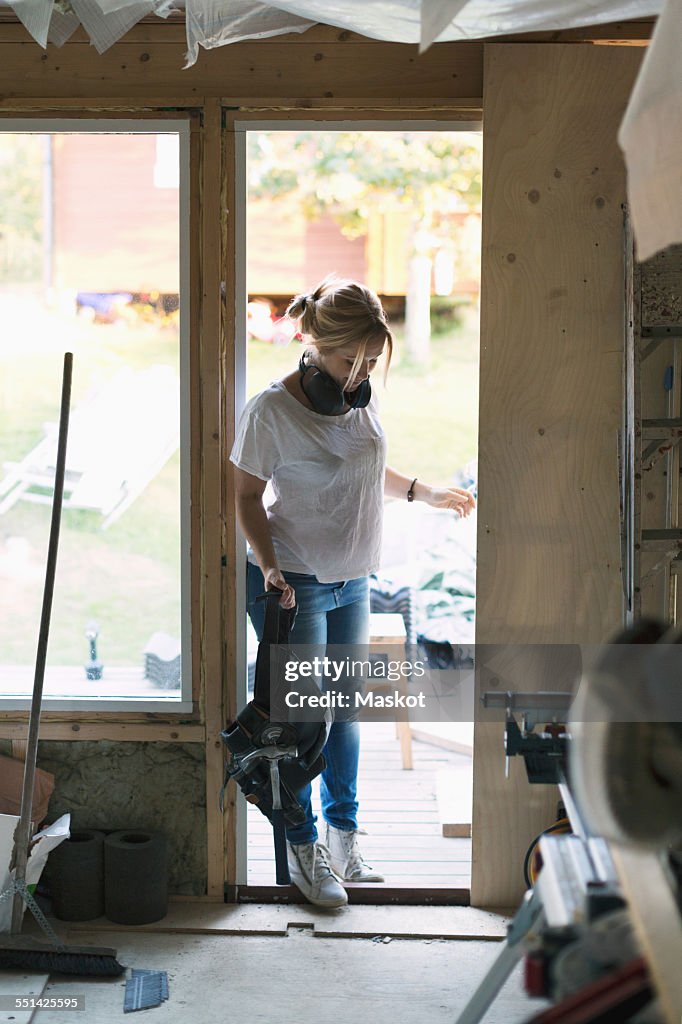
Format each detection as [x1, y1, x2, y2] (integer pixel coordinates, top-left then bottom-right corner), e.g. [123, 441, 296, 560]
[286, 274, 393, 385]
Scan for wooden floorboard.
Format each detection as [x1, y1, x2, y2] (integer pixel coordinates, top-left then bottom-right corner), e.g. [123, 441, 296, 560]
[247, 721, 473, 888]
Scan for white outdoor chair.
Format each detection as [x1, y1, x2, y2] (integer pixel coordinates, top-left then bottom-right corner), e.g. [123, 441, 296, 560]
[0, 364, 180, 529]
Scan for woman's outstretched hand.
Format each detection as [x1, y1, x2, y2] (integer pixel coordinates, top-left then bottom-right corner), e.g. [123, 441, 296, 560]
[424, 485, 476, 518]
[263, 567, 296, 608]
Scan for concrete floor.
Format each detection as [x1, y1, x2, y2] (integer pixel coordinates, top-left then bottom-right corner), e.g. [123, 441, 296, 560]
[2, 924, 547, 1024]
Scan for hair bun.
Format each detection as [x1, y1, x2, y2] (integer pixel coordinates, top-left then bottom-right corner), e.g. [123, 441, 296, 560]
[285, 291, 312, 324]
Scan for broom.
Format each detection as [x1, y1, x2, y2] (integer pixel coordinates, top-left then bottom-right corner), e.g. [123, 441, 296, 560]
[0, 352, 125, 977]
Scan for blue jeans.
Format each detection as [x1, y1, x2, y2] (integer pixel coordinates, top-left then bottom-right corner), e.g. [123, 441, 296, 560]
[246, 560, 369, 845]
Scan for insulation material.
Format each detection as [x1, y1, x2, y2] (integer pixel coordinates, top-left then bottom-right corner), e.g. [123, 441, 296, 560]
[184, 0, 313, 67]
[8, 0, 54, 48]
[618, 0, 682, 260]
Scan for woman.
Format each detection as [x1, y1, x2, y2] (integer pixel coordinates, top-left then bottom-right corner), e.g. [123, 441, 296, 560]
[231, 276, 475, 908]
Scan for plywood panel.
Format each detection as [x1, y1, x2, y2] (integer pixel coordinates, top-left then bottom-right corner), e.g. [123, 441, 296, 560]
[472, 43, 644, 907]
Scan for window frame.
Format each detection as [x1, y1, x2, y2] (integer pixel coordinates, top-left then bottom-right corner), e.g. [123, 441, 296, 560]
[0, 116, 194, 714]
[229, 113, 482, 887]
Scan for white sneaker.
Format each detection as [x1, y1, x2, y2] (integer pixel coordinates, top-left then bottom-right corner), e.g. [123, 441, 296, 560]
[286, 840, 349, 908]
[324, 823, 385, 883]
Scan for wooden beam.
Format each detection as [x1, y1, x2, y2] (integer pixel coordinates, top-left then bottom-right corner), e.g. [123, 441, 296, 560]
[0, 710, 200, 723]
[0, 18, 651, 113]
[0, 97, 483, 113]
[222, 111, 238, 893]
[0, 27, 483, 103]
[0, 723, 205, 741]
[188, 114, 203, 711]
[198, 98, 227, 899]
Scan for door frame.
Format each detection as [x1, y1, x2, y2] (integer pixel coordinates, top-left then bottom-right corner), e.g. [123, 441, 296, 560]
[223, 108, 482, 903]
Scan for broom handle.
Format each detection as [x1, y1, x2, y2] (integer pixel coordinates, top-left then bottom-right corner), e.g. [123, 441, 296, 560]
[11, 352, 72, 935]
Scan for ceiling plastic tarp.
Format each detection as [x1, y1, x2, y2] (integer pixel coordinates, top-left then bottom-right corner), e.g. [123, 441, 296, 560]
[247, 0, 662, 45]
[184, 0, 313, 67]
[3, 0, 664, 55]
[2, 0, 680, 258]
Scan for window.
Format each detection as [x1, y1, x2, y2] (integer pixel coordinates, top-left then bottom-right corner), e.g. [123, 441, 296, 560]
[0, 120, 191, 711]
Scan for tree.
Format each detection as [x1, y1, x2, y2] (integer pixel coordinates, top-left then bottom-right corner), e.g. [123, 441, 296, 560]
[0, 134, 43, 284]
[247, 130, 481, 363]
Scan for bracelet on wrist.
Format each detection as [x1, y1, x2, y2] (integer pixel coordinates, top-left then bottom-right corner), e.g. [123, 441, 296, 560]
[407, 477, 418, 502]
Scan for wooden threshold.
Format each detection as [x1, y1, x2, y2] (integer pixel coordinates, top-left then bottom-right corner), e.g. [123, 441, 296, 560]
[232, 884, 470, 906]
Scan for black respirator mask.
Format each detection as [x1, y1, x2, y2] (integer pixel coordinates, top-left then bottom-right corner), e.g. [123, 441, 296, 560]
[298, 353, 372, 416]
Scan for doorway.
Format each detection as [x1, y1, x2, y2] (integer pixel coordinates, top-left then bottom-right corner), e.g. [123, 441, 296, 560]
[230, 118, 481, 902]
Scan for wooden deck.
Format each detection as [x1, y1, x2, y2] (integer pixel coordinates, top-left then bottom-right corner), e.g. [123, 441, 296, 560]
[247, 721, 473, 889]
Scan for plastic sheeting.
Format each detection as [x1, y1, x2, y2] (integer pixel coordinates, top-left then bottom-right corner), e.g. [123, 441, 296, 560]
[184, 0, 313, 67]
[9, 0, 54, 47]
[49, 4, 80, 46]
[420, 1, 468, 52]
[3, 0, 664, 54]
[260, 0, 662, 43]
[618, 0, 682, 261]
[70, 0, 156, 53]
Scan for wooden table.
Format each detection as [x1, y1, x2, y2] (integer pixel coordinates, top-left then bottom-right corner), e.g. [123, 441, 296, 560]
[368, 612, 412, 770]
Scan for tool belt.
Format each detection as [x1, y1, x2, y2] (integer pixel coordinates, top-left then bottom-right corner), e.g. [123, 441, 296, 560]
[220, 590, 331, 883]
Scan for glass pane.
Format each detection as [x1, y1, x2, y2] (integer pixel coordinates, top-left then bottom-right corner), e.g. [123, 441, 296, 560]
[0, 130, 184, 704]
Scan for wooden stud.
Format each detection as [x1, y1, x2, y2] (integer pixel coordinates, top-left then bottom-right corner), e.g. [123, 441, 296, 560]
[222, 110, 239, 894]
[0, 98, 482, 113]
[188, 112, 203, 711]
[199, 98, 227, 899]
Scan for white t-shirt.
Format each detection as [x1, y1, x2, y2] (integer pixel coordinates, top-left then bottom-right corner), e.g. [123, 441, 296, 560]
[230, 380, 386, 583]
